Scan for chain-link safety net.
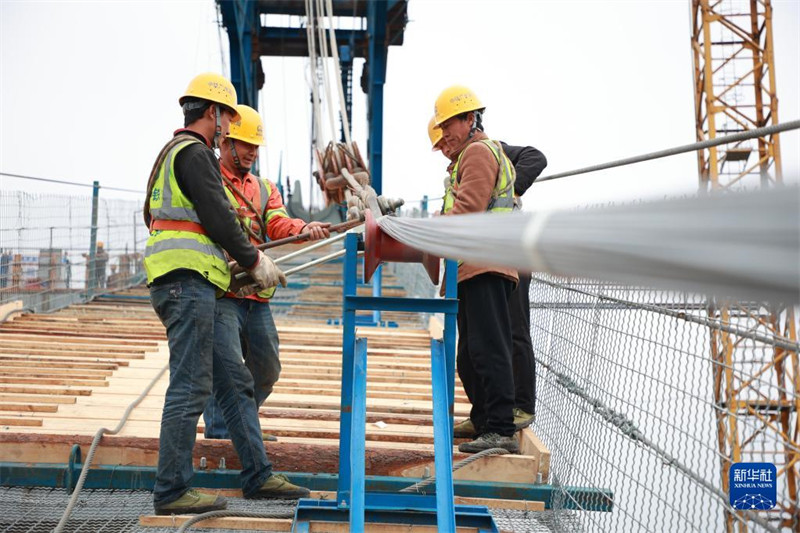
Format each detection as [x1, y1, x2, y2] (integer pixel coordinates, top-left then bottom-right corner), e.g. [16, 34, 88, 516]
[529, 275, 799, 532]
[0, 190, 145, 315]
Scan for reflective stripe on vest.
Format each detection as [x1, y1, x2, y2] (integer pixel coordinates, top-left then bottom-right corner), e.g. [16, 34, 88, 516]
[442, 139, 516, 215]
[225, 175, 278, 299]
[144, 139, 232, 290]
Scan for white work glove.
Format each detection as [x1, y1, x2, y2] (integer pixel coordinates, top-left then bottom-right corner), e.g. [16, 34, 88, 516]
[248, 251, 287, 291]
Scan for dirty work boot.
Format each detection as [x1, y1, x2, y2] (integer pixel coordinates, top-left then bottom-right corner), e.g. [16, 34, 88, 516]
[262, 432, 278, 442]
[458, 433, 520, 454]
[248, 473, 311, 500]
[513, 408, 536, 430]
[154, 489, 227, 515]
[453, 418, 476, 439]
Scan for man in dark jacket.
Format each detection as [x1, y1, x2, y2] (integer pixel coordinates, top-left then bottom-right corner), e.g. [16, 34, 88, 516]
[500, 142, 547, 429]
[143, 73, 308, 516]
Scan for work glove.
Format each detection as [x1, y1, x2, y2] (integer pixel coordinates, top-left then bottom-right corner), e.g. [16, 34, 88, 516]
[244, 251, 287, 295]
[301, 221, 332, 241]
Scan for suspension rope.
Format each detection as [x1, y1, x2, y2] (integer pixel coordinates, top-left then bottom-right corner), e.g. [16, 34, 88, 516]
[304, 0, 324, 151]
[323, 0, 353, 148]
[315, 0, 339, 144]
[536, 119, 800, 183]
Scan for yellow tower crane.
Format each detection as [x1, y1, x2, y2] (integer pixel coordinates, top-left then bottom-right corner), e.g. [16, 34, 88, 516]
[691, 1, 798, 531]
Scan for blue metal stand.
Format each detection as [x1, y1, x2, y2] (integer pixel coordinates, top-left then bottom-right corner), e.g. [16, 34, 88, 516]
[293, 233, 498, 532]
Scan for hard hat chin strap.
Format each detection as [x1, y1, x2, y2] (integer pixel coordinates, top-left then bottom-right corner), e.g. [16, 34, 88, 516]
[228, 138, 248, 175]
[213, 105, 222, 149]
[468, 110, 483, 139]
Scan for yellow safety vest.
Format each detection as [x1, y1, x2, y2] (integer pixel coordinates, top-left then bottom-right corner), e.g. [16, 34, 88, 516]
[442, 139, 516, 214]
[144, 139, 232, 290]
[224, 176, 287, 300]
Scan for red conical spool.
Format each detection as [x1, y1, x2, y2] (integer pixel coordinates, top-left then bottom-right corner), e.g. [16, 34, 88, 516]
[364, 209, 440, 284]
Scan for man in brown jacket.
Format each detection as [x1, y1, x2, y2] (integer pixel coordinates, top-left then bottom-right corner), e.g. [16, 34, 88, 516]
[433, 85, 519, 454]
[428, 117, 546, 438]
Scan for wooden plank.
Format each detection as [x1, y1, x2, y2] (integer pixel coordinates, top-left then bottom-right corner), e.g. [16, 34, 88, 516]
[139, 516, 292, 531]
[0, 417, 42, 426]
[0, 402, 58, 413]
[400, 454, 539, 484]
[0, 377, 108, 387]
[0, 393, 77, 404]
[519, 428, 550, 482]
[454, 496, 545, 512]
[0, 433, 447, 475]
[0, 385, 92, 396]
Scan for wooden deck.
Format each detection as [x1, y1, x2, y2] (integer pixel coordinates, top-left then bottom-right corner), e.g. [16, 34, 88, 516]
[0, 257, 550, 530]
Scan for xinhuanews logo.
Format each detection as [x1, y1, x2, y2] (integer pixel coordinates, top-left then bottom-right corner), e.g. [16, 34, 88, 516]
[729, 462, 777, 511]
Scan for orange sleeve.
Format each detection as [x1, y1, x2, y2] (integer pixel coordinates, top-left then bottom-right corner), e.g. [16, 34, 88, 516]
[264, 180, 306, 241]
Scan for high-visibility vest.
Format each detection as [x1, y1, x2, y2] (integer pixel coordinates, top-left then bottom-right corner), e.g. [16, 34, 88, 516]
[144, 139, 232, 290]
[442, 139, 516, 215]
[223, 173, 288, 300]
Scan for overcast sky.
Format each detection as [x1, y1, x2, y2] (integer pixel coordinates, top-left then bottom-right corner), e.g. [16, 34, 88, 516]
[1, 0, 798, 213]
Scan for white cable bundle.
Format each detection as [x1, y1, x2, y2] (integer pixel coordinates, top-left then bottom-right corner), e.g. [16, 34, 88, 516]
[378, 186, 799, 304]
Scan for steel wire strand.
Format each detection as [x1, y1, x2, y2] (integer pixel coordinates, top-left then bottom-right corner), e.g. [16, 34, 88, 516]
[399, 447, 510, 493]
[176, 508, 296, 533]
[378, 185, 799, 305]
[53, 363, 169, 533]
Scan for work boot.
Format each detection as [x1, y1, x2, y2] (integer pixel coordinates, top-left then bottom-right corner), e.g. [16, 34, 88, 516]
[154, 489, 227, 515]
[247, 473, 311, 500]
[513, 408, 536, 430]
[453, 418, 476, 439]
[458, 433, 520, 454]
[262, 432, 278, 442]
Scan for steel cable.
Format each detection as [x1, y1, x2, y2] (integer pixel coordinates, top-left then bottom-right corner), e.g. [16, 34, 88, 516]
[53, 363, 169, 533]
[536, 119, 800, 183]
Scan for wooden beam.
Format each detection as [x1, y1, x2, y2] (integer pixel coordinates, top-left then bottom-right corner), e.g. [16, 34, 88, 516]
[518, 428, 550, 482]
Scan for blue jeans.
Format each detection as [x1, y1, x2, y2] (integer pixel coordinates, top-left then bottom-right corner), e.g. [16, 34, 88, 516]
[149, 271, 272, 506]
[203, 298, 281, 439]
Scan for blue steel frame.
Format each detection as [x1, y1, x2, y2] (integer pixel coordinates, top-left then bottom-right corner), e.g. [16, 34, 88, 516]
[218, 0, 259, 109]
[293, 232, 493, 531]
[0, 459, 614, 511]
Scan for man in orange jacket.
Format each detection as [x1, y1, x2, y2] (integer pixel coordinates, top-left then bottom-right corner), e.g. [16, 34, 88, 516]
[202, 105, 329, 462]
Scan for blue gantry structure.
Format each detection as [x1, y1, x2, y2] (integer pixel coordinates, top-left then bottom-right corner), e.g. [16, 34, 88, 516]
[216, 0, 409, 196]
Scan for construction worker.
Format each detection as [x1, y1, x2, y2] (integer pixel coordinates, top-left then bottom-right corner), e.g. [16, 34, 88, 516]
[202, 104, 331, 440]
[432, 85, 519, 454]
[143, 73, 309, 515]
[428, 116, 547, 439]
[82, 242, 109, 289]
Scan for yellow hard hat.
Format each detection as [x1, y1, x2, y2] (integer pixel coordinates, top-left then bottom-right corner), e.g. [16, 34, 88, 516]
[97, 241, 104, 248]
[179, 72, 239, 118]
[227, 105, 265, 146]
[433, 85, 484, 126]
[427, 116, 443, 151]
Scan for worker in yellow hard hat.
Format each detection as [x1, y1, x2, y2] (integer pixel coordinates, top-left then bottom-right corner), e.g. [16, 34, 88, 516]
[144, 73, 300, 516]
[202, 104, 329, 452]
[429, 102, 549, 443]
[433, 85, 520, 454]
[427, 116, 453, 159]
